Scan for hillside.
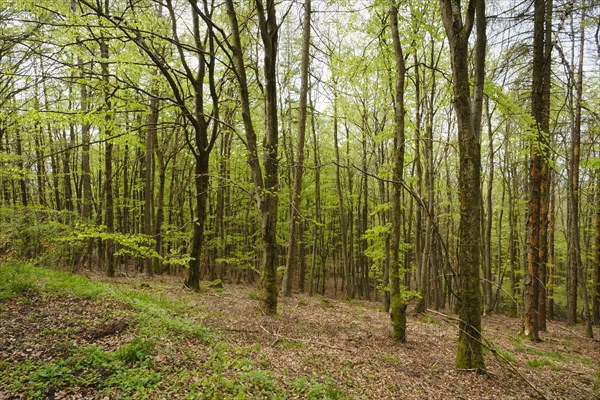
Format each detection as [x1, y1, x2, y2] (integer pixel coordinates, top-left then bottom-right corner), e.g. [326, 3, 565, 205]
[1, 263, 598, 399]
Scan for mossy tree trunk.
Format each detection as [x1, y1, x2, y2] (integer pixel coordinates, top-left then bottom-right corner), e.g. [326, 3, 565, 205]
[389, 2, 407, 342]
[440, 0, 486, 372]
[225, 0, 280, 315]
[593, 172, 600, 325]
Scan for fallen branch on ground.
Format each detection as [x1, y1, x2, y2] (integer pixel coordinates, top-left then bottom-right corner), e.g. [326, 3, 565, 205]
[259, 325, 356, 353]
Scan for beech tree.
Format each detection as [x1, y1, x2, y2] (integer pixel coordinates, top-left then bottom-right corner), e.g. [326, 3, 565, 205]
[225, 0, 281, 315]
[439, 0, 486, 371]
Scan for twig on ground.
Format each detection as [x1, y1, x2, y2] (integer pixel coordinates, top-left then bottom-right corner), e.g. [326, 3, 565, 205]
[259, 324, 356, 353]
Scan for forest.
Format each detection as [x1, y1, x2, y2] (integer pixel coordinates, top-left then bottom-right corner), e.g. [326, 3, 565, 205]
[1, 0, 599, 398]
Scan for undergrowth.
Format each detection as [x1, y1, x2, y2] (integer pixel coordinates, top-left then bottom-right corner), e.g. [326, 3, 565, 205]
[0, 261, 357, 399]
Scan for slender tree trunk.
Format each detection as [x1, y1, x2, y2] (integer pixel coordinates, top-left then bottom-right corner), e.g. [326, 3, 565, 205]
[537, 0, 553, 331]
[412, 52, 423, 312]
[186, 151, 210, 289]
[309, 94, 322, 297]
[332, 89, 350, 300]
[548, 179, 556, 320]
[569, 13, 592, 336]
[33, 78, 46, 207]
[389, 2, 407, 342]
[144, 93, 159, 276]
[593, 172, 600, 324]
[283, 0, 310, 296]
[483, 97, 494, 314]
[99, 4, 115, 277]
[154, 162, 166, 274]
[524, 0, 550, 341]
[14, 129, 27, 206]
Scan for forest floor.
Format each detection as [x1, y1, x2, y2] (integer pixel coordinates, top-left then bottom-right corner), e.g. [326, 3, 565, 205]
[1, 263, 599, 399]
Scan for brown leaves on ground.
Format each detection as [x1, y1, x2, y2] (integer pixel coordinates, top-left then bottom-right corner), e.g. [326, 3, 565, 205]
[1, 274, 599, 399]
[0, 293, 132, 365]
[141, 276, 599, 399]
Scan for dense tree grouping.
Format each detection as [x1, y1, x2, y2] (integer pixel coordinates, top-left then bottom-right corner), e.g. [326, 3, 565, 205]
[1, 0, 599, 370]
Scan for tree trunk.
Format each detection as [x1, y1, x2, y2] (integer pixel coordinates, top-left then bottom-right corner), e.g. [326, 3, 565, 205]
[524, 0, 550, 341]
[14, 130, 27, 206]
[309, 94, 322, 297]
[332, 89, 350, 300]
[225, 0, 280, 315]
[283, 0, 310, 296]
[537, 0, 553, 331]
[389, 2, 407, 342]
[568, 13, 592, 336]
[144, 93, 158, 276]
[440, 0, 486, 371]
[548, 179, 556, 320]
[593, 172, 600, 325]
[99, 5, 115, 277]
[483, 97, 494, 314]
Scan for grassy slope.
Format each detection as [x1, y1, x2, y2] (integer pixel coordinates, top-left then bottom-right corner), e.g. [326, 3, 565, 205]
[1, 261, 599, 400]
[0, 262, 349, 399]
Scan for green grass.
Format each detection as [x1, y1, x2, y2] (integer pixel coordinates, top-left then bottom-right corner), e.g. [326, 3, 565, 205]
[0, 261, 359, 399]
[277, 339, 305, 349]
[381, 355, 401, 364]
[418, 315, 436, 324]
[491, 347, 516, 363]
[593, 371, 600, 397]
[527, 358, 553, 368]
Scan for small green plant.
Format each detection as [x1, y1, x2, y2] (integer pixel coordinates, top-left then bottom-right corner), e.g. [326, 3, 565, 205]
[418, 315, 436, 324]
[593, 371, 600, 396]
[509, 334, 526, 351]
[30, 363, 72, 383]
[492, 347, 516, 363]
[301, 354, 320, 367]
[345, 299, 363, 307]
[527, 358, 553, 368]
[115, 338, 156, 365]
[381, 355, 400, 364]
[321, 298, 334, 308]
[248, 290, 260, 300]
[303, 377, 347, 400]
[278, 339, 304, 349]
[10, 280, 38, 295]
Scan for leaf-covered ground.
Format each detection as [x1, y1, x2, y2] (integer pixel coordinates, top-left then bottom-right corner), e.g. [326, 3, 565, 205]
[1, 263, 599, 399]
